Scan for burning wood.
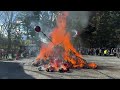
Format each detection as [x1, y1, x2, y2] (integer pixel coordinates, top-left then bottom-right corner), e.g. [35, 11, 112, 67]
[86, 62, 97, 69]
[38, 62, 70, 72]
[35, 11, 98, 73]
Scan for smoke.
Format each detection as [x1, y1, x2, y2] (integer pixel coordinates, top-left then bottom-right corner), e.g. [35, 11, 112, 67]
[33, 11, 91, 44]
[39, 23, 53, 44]
[78, 11, 91, 28]
[64, 11, 92, 41]
[67, 11, 91, 31]
[30, 17, 52, 44]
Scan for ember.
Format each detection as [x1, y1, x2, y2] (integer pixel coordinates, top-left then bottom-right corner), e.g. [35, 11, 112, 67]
[35, 11, 97, 72]
[87, 62, 97, 69]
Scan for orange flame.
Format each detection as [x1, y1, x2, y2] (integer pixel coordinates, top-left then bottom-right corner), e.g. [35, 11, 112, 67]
[36, 11, 96, 70]
[87, 62, 97, 69]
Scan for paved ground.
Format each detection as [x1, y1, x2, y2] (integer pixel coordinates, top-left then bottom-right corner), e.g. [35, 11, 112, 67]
[0, 55, 120, 79]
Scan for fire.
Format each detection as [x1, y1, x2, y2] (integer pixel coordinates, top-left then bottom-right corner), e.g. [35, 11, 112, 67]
[36, 11, 97, 71]
[87, 62, 97, 69]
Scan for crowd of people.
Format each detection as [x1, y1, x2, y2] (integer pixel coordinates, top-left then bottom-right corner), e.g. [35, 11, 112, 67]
[0, 49, 16, 60]
[80, 48, 120, 58]
[0, 48, 36, 60]
[0, 47, 120, 60]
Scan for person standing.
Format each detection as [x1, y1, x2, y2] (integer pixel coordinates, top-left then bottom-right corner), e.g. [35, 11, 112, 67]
[99, 48, 102, 56]
[96, 48, 99, 56]
[104, 49, 107, 56]
[117, 48, 120, 58]
[113, 48, 117, 56]
[0, 49, 2, 60]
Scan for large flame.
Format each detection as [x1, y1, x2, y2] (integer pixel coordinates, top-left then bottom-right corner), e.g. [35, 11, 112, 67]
[36, 11, 96, 70]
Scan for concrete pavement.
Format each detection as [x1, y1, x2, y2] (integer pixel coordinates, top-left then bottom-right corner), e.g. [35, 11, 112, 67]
[0, 56, 120, 79]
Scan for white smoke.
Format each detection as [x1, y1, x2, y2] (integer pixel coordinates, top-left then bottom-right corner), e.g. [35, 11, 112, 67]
[33, 11, 91, 43]
[78, 11, 91, 28]
[68, 11, 91, 29]
[67, 11, 91, 37]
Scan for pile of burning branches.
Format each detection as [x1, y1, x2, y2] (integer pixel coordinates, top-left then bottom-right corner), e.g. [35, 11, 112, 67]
[33, 45, 97, 73]
[33, 11, 97, 73]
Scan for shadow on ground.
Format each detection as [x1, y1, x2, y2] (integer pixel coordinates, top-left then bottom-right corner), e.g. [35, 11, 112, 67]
[0, 61, 35, 79]
[97, 65, 117, 71]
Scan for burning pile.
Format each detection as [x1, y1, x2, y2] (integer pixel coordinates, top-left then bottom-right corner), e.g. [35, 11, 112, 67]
[34, 11, 97, 72]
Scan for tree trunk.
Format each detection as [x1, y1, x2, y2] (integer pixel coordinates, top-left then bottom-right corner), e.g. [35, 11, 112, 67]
[8, 29, 11, 50]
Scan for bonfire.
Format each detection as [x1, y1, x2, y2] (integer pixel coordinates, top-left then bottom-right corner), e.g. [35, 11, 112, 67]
[33, 11, 97, 72]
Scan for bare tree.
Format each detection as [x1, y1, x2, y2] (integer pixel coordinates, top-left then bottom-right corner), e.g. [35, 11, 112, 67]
[0, 11, 19, 50]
